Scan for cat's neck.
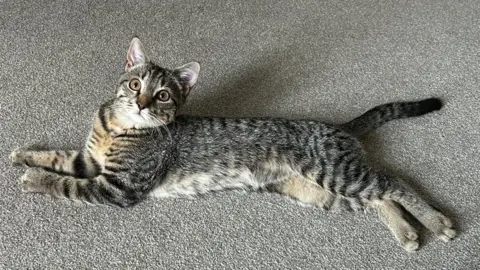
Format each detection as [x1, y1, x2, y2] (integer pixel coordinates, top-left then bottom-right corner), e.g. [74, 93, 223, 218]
[94, 100, 144, 137]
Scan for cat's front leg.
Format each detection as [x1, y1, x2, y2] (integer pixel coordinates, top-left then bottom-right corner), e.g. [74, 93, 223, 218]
[11, 147, 98, 178]
[20, 167, 63, 194]
[19, 167, 140, 207]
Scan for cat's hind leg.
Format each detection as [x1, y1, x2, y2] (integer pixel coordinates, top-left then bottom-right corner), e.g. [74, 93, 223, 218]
[269, 177, 364, 211]
[269, 177, 335, 209]
[354, 172, 457, 243]
[11, 147, 98, 178]
[373, 199, 420, 252]
[388, 182, 457, 243]
[271, 177, 423, 251]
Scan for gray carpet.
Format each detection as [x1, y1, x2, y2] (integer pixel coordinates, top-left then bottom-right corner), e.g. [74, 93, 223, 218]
[1, 0, 479, 268]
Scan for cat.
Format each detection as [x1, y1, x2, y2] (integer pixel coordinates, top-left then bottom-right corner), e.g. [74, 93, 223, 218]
[10, 37, 456, 252]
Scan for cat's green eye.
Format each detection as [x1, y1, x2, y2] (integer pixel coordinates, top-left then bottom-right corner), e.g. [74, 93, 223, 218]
[129, 78, 142, 91]
[157, 90, 170, 102]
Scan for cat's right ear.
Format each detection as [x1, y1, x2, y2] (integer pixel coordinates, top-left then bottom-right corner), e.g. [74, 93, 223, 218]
[125, 37, 148, 71]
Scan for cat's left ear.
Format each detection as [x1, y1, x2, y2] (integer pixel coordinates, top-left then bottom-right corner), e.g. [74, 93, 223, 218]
[125, 37, 149, 71]
[174, 62, 200, 94]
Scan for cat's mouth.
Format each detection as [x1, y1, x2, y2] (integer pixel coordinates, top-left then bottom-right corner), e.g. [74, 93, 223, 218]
[112, 103, 165, 129]
[138, 109, 149, 118]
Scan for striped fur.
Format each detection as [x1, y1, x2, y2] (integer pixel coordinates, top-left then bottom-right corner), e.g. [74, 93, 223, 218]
[11, 37, 457, 251]
[339, 98, 443, 136]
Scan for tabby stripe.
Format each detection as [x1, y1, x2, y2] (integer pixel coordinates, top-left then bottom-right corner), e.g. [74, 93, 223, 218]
[351, 162, 364, 181]
[104, 174, 129, 191]
[347, 197, 363, 211]
[151, 66, 162, 82]
[98, 187, 120, 206]
[351, 171, 371, 196]
[78, 182, 95, 203]
[115, 136, 138, 143]
[316, 158, 326, 187]
[87, 138, 97, 148]
[104, 165, 129, 173]
[91, 181, 110, 204]
[327, 171, 336, 193]
[98, 106, 109, 132]
[91, 128, 102, 142]
[73, 152, 87, 178]
[63, 179, 71, 199]
[343, 156, 358, 184]
[322, 195, 334, 210]
[374, 175, 390, 199]
[338, 182, 347, 195]
[105, 150, 122, 158]
[106, 157, 126, 164]
[89, 155, 101, 174]
[301, 159, 315, 176]
[342, 198, 354, 212]
[51, 156, 59, 169]
[329, 152, 350, 192]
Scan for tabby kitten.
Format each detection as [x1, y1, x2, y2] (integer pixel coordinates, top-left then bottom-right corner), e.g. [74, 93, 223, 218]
[11, 37, 456, 252]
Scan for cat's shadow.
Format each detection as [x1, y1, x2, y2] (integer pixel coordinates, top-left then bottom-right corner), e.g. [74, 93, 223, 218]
[180, 49, 312, 118]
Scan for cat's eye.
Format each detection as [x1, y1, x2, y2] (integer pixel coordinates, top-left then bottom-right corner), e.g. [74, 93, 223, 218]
[157, 90, 170, 102]
[129, 78, 142, 91]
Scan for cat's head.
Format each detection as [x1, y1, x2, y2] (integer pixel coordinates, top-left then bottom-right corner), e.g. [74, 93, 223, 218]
[114, 37, 200, 129]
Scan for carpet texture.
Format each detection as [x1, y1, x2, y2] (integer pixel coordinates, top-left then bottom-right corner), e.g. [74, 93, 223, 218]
[1, 0, 479, 268]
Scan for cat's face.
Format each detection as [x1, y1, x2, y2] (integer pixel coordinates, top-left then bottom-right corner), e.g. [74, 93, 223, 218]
[114, 38, 200, 129]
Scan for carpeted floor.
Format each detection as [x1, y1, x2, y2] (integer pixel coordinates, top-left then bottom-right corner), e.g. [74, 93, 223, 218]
[1, 0, 479, 268]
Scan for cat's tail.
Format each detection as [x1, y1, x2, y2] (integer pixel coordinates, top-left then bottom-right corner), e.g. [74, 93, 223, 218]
[339, 98, 443, 136]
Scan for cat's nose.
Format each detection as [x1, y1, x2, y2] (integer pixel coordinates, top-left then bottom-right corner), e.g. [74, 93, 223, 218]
[137, 102, 147, 111]
[137, 94, 151, 111]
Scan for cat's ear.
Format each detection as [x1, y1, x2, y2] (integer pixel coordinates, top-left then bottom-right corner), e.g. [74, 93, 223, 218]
[174, 62, 200, 91]
[125, 37, 148, 71]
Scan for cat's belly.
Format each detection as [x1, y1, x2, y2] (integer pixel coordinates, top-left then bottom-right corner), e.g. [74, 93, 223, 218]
[149, 168, 261, 198]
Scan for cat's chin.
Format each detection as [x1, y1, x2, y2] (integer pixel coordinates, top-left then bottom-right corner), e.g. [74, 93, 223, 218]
[116, 113, 159, 130]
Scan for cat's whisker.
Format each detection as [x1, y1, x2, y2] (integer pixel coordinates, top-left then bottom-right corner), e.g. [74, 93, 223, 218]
[148, 116, 172, 142]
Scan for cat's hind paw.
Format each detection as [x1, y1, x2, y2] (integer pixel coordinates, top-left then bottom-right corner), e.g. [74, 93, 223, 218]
[424, 212, 457, 242]
[401, 230, 420, 252]
[435, 215, 457, 242]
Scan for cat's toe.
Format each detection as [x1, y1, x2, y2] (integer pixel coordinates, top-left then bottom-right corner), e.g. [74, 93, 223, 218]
[400, 228, 420, 252]
[402, 239, 420, 252]
[430, 214, 457, 242]
[404, 230, 419, 241]
[437, 228, 457, 242]
[440, 216, 453, 228]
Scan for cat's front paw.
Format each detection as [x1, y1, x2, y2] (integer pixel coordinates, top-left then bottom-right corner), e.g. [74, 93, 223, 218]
[20, 168, 51, 193]
[10, 147, 30, 165]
